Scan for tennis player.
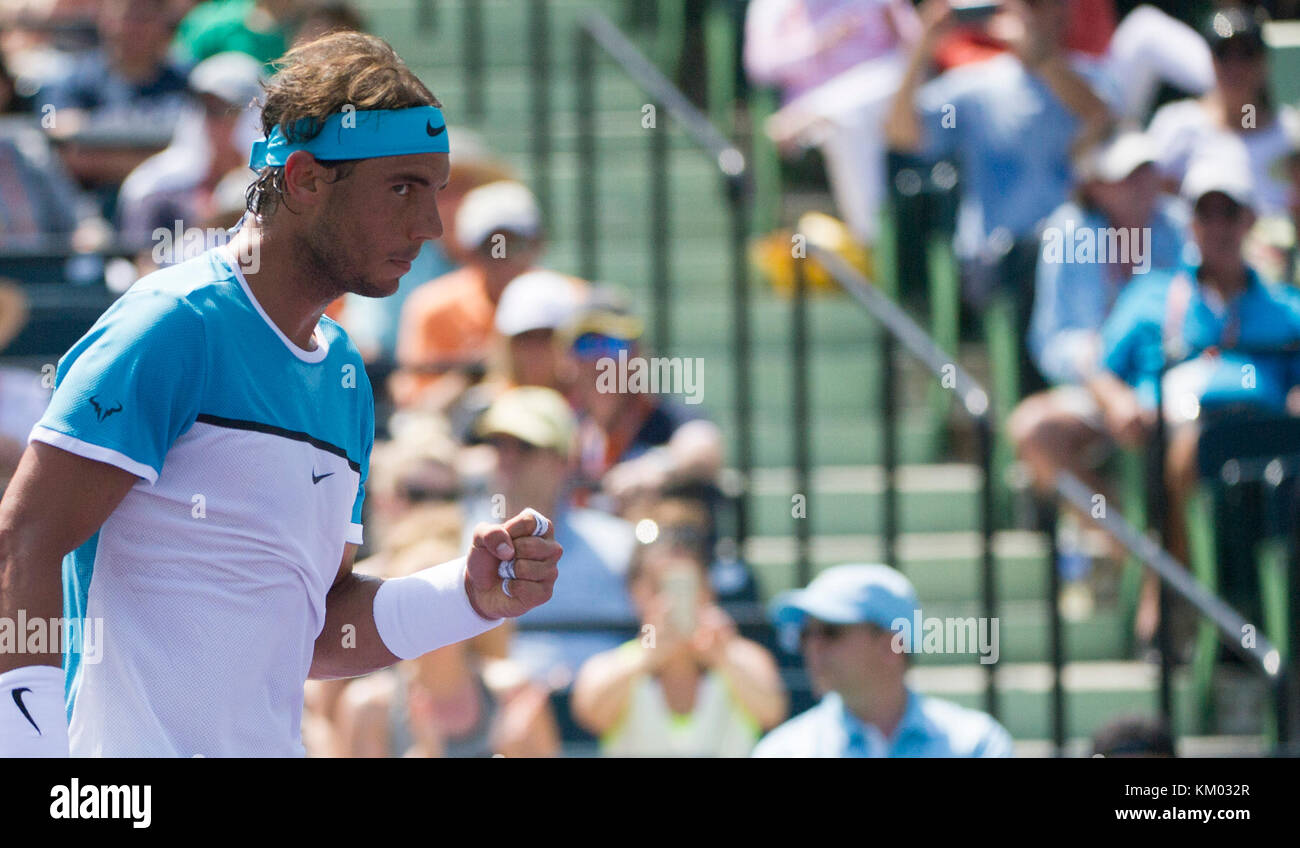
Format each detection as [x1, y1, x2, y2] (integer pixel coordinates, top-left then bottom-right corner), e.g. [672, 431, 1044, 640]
[0, 32, 561, 757]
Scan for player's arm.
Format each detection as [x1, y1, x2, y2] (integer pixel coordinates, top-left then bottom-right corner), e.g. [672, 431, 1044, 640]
[309, 509, 561, 679]
[0, 442, 141, 754]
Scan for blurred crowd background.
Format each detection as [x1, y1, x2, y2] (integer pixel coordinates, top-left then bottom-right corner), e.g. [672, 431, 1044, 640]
[3, 0, 1300, 756]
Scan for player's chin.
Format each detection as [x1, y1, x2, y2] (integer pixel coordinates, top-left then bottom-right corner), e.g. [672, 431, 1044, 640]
[352, 269, 404, 298]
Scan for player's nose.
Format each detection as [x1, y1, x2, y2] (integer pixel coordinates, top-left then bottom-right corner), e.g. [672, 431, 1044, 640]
[411, 195, 443, 242]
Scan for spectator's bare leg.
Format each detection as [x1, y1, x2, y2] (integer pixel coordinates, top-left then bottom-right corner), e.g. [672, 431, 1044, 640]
[1009, 392, 1111, 498]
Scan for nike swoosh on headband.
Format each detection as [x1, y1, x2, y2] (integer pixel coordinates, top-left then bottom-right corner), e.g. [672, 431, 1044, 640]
[250, 105, 450, 169]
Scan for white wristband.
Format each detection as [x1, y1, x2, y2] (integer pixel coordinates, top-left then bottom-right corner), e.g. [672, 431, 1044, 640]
[0, 664, 70, 757]
[372, 555, 503, 661]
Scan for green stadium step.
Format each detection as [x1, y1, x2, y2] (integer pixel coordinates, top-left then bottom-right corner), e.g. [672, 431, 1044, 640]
[372, 0, 628, 72]
[908, 662, 1217, 740]
[745, 524, 1051, 604]
[748, 487, 979, 536]
[707, 411, 945, 468]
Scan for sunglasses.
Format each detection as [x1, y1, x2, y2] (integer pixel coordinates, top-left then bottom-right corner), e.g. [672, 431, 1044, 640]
[572, 332, 631, 360]
[799, 621, 849, 647]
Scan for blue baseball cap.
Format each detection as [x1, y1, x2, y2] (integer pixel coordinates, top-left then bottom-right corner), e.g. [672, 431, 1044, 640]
[771, 564, 919, 634]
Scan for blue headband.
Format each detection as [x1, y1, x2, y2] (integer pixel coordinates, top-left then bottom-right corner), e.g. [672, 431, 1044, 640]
[248, 105, 449, 169]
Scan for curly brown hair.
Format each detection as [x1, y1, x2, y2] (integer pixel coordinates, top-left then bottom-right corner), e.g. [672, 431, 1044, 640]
[245, 31, 442, 219]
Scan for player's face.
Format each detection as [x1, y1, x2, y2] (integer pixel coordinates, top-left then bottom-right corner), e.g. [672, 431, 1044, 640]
[313, 152, 450, 298]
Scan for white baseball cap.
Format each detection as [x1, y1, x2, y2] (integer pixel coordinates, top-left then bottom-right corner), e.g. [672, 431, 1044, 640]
[1182, 145, 1256, 210]
[455, 180, 542, 252]
[1078, 131, 1157, 183]
[495, 270, 586, 337]
[189, 52, 264, 108]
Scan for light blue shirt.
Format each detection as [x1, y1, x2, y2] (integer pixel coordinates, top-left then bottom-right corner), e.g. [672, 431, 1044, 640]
[1029, 198, 1189, 385]
[1101, 262, 1300, 411]
[752, 689, 1013, 758]
[916, 54, 1119, 260]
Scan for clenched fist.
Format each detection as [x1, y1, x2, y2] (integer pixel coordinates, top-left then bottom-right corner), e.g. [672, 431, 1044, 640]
[464, 508, 562, 620]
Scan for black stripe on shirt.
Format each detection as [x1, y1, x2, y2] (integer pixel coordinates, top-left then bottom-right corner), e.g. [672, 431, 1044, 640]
[195, 413, 362, 473]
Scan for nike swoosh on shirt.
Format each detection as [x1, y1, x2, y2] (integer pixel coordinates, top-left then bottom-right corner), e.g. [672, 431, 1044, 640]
[312, 471, 335, 484]
[11, 687, 39, 734]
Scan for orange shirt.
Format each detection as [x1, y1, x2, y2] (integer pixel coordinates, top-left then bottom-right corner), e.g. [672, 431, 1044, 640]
[391, 267, 497, 408]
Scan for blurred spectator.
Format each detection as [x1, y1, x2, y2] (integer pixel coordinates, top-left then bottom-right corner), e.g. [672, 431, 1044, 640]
[625, 485, 759, 605]
[935, 3, 1213, 125]
[337, 131, 514, 364]
[1091, 714, 1176, 757]
[1247, 125, 1300, 285]
[39, 0, 192, 191]
[2, 1, 103, 95]
[0, 109, 100, 247]
[464, 386, 638, 689]
[390, 180, 543, 411]
[754, 564, 1013, 757]
[744, 0, 919, 245]
[1102, 4, 1213, 125]
[291, 0, 364, 47]
[115, 51, 262, 255]
[884, 0, 1114, 307]
[1011, 131, 1188, 494]
[174, 0, 300, 66]
[1146, 7, 1300, 217]
[566, 291, 724, 516]
[336, 635, 560, 757]
[0, 282, 49, 490]
[493, 269, 587, 392]
[571, 548, 785, 757]
[300, 676, 349, 756]
[1087, 151, 1300, 648]
[0, 47, 34, 114]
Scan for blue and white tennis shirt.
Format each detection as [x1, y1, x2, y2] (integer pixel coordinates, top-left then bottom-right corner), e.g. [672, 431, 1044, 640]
[30, 246, 373, 757]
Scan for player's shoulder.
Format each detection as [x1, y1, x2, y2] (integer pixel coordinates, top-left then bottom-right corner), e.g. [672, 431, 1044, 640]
[95, 253, 231, 335]
[127, 248, 242, 310]
[317, 312, 370, 373]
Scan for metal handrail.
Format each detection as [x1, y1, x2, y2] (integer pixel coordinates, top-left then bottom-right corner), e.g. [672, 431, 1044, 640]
[808, 242, 1291, 752]
[1054, 472, 1284, 680]
[577, 10, 748, 186]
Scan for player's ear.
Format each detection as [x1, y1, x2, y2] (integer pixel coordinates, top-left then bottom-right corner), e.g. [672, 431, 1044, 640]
[282, 151, 327, 207]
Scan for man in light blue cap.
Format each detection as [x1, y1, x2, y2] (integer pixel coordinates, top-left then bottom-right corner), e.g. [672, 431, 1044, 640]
[752, 564, 1012, 757]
